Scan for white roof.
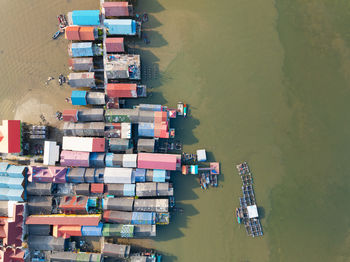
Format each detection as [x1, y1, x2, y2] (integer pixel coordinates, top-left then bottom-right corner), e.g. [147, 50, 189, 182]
[43, 141, 60, 165]
[196, 149, 207, 162]
[104, 167, 134, 183]
[62, 136, 93, 152]
[247, 205, 259, 218]
[121, 123, 131, 139]
[122, 154, 137, 168]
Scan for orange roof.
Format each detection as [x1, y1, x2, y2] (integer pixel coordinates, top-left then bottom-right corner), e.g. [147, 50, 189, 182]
[79, 26, 95, 40]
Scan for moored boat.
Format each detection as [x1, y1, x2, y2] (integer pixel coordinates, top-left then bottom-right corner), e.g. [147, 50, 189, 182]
[236, 208, 241, 224]
[52, 30, 61, 40]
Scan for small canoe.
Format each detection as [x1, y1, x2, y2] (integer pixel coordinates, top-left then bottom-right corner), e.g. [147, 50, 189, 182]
[236, 208, 241, 224]
[52, 30, 61, 40]
[177, 102, 184, 115]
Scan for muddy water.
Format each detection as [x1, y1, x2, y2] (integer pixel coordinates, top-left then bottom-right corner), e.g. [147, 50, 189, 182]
[1, 0, 350, 261]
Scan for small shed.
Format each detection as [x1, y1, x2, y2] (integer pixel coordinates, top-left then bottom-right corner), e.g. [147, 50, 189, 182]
[134, 225, 156, 238]
[28, 196, 53, 215]
[108, 138, 132, 152]
[65, 26, 80, 40]
[71, 90, 87, 106]
[247, 205, 259, 219]
[135, 182, 157, 197]
[196, 149, 207, 162]
[26, 182, 52, 196]
[105, 183, 135, 197]
[133, 168, 146, 182]
[106, 83, 137, 98]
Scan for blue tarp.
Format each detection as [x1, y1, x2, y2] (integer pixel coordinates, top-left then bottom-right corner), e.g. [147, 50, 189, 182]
[123, 184, 135, 196]
[105, 153, 114, 167]
[104, 19, 136, 35]
[6, 165, 26, 177]
[133, 169, 146, 182]
[72, 10, 100, 26]
[71, 91, 87, 106]
[153, 169, 166, 183]
[138, 123, 154, 137]
[81, 223, 103, 236]
[131, 212, 155, 225]
[71, 42, 94, 57]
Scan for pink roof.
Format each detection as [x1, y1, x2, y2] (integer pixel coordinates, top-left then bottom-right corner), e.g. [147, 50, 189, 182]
[137, 153, 180, 170]
[103, 2, 129, 17]
[1, 248, 24, 262]
[26, 215, 101, 226]
[60, 151, 90, 167]
[105, 38, 124, 53]
[29, 166, 67, 183]
[0, 203, 24, 248]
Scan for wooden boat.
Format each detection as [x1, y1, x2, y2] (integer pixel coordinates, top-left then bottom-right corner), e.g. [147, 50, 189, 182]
[52, 30, 61, 40]
[177, 102, 184, 115]
[184, 104, 187, 117]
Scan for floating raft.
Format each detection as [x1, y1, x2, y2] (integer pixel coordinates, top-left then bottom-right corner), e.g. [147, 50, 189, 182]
[235, 162, 263, 237]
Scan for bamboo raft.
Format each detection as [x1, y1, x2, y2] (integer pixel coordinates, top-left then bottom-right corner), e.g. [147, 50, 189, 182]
[235, 162, 263, 237]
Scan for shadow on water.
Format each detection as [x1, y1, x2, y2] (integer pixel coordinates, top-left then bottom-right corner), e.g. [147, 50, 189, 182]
[135, 0, 165, 13]
[258, 207, 265, 220]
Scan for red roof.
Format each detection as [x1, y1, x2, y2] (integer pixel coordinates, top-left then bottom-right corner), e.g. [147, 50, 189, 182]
[26, 215, 101, 226]
[1, 248, 24, 262]
[0, 204, 24, 247]
[105, 37, 124, 53]
[7, 120, 21, 153]
[53, 225, 82, 238]
[65, 26, 80, 40]
[62, 109, 78, 122]
[91, 183, 104, 193]
[59, 196, 88, 214]
[137, 153, 179, 170]
[103, 2, 129, 17]
[92, 138, 106, 152]
[107, 83, 137, 98]
[79, 27, 95, 41]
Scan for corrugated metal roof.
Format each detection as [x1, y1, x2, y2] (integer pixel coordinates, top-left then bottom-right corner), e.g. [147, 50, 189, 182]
[63, 137, 105, 152]
[72, 10, 100, 26]
[104, 167, 134, 183]
[137, 153, 179, 170]
[26, 214, 101, 226]
[103, 2, 130, 17]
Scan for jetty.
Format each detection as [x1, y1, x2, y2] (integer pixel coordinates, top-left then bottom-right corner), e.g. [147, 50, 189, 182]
[236, 162, 263, 237]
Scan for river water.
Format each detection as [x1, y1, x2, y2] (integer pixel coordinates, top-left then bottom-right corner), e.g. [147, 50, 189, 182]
[1, 0, 350, 261]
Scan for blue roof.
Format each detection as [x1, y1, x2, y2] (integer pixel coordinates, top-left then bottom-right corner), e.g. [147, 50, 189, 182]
[153, 169, 166, 182]
[104, 19, 136, 35]
[6, 165, 26, 177]
[0, 163, 9, 174]
[0, 189, 24, 201]
[71, 91, 87, 106]
[72, 10, 100, 26]
[0, 177, 24, 189]
[71, 42, 94, 57]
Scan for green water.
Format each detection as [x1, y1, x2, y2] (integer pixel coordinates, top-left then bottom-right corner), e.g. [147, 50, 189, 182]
[136, 0, 350, 261]
[1, 0, 350, 261]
